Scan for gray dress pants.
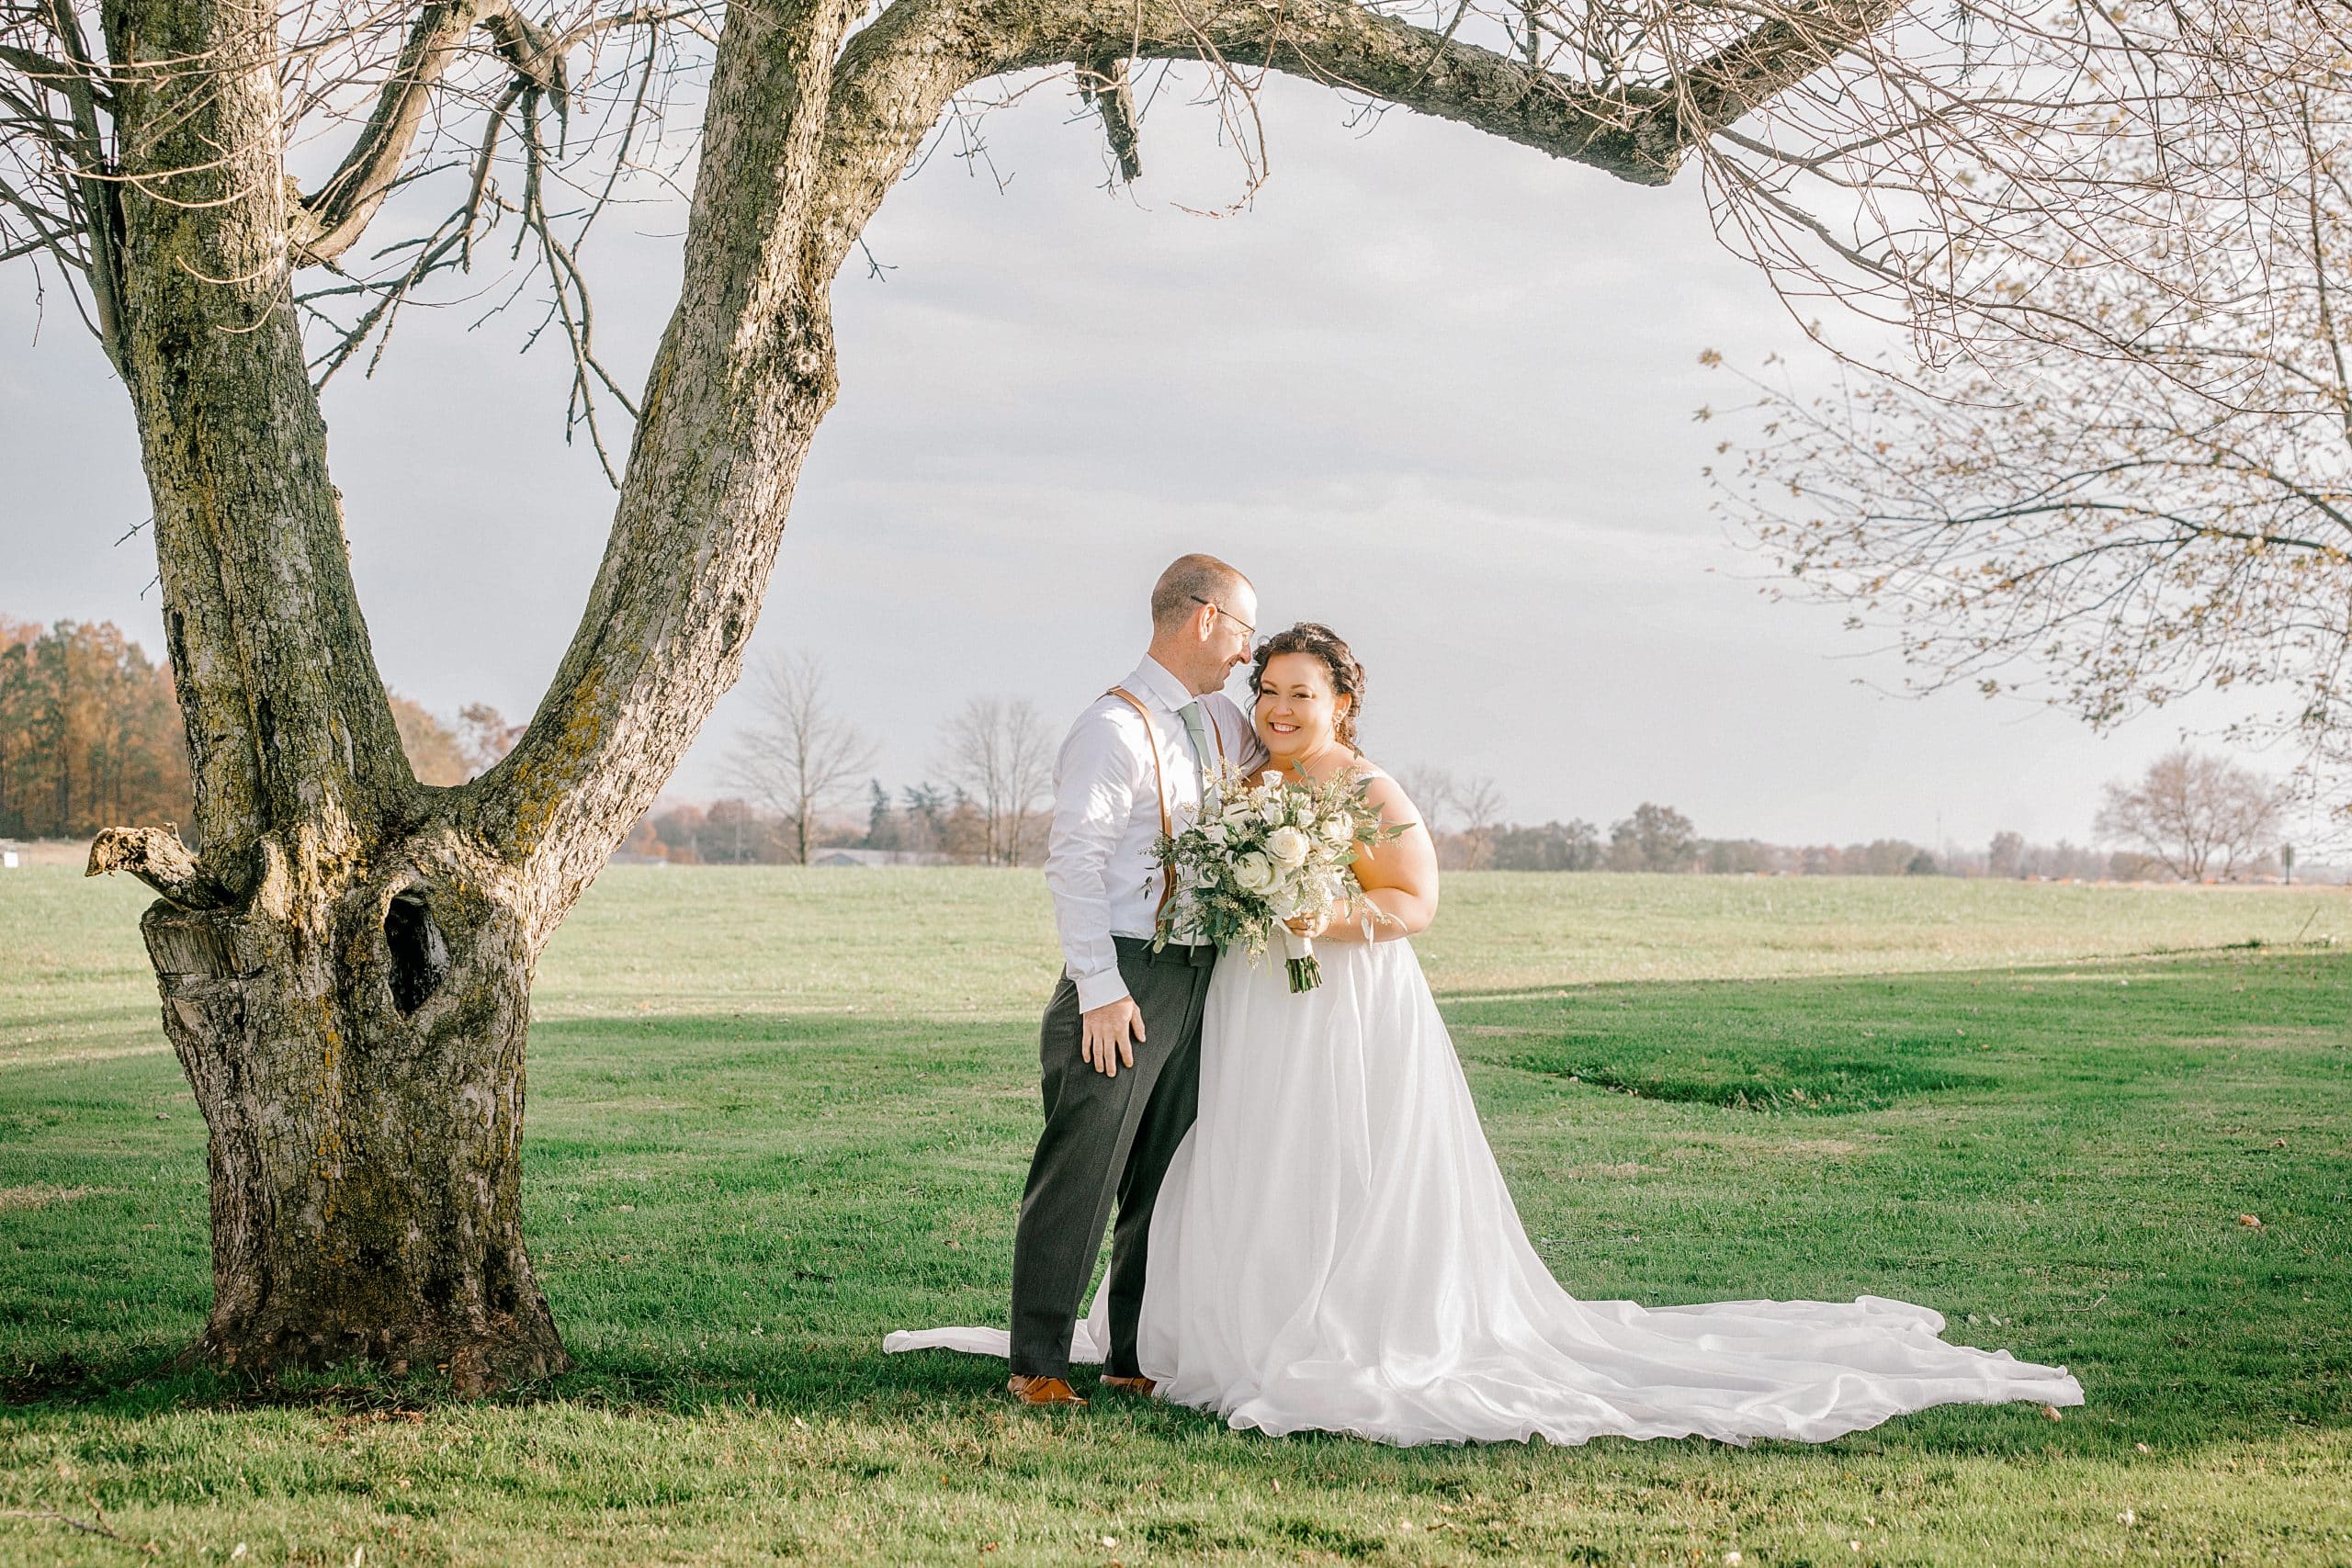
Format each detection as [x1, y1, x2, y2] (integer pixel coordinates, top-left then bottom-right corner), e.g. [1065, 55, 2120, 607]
[1008, 935, 1216, 1379]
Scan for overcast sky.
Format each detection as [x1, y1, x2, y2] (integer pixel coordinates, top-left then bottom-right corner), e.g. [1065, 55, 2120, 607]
[0, 70, 2289, 852]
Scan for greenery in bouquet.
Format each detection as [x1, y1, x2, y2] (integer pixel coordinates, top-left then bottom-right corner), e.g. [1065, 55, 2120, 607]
[1153, 763, 1402, 991]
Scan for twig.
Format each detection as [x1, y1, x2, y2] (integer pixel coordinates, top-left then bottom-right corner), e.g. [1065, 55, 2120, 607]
[1, 1504, 127, 1541]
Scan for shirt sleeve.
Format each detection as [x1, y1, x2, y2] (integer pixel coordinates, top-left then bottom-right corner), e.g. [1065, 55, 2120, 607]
[1045, 705, 1140, 1012]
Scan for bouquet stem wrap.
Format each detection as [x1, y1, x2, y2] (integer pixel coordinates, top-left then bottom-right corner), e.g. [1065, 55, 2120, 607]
[1280, 927, 1322, 993]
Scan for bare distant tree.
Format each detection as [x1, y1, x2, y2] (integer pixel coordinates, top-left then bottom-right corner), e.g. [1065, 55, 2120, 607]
[724, 654, 878, 865]
[2095, 750, 2289, 883]
[1455, 774, 1507, 870]
[938, 698, 1055, 867]
[1394, 765, 1458, 836]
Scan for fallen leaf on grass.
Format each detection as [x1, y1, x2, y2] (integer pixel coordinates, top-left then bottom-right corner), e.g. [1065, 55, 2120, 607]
[2237, 1214, 2264, 1228]
[2042, 1404, 2064, 1421]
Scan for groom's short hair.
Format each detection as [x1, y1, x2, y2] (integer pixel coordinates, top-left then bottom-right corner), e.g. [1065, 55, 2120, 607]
[1151, 554, 1251, 629]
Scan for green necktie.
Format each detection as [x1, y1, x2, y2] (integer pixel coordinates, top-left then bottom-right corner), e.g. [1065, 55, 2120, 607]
[1177, 702, 1213, 797]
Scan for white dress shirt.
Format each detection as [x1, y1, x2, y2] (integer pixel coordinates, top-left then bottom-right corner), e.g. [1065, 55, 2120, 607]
[1046, 656, 1263, 1011]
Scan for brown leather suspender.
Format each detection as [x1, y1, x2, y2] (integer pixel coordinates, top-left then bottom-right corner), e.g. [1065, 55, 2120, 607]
[1105, 687, 1170, 838]
[1107, 686, 1227, 920]
[1106, 686, 1175, 918]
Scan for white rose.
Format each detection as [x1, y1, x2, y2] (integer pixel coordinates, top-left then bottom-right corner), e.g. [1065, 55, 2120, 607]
[1266, 825, 1311, 868]
[1232, 852, 1278, 895]
[1261, 771, 1284, 789]
[1201, 822, 1228, 845]
[1320, 812, 1353, 843]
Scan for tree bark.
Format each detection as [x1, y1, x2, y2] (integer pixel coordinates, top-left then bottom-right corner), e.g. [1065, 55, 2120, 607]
[142, 835, 566, 1388]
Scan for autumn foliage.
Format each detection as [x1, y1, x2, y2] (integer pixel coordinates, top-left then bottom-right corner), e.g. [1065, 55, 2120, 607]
[0, 617, 191, 840]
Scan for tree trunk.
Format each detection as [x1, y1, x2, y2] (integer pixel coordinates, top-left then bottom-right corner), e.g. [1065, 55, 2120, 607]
[141, 833, 567, 1389]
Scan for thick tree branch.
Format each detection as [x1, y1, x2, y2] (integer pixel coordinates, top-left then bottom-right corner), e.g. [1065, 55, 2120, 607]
[292, 0, 567, 266]
[805, 0, 1895, 293]
[86, 825, 236, 908]
[104, 0, 415, 883]
[1077, 53, 1141, 181]
[469, 0, 869, 923]
[1659, 0, 1901, 157]
[34, 0, 127, 367]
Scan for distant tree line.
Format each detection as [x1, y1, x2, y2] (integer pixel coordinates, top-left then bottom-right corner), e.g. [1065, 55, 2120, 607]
[1, 615, 534, 841]
[623, 652, 1059, 866]
[605, 712, 2315, 881]
[617, 778, 1041, 866]
[0, 618, 189, 840]
[1402, 750, 2302, 884]
[5, 626, 2310, 884]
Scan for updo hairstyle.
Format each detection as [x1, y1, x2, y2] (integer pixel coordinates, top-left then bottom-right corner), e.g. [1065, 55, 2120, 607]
[1250, 623, 1366, 751]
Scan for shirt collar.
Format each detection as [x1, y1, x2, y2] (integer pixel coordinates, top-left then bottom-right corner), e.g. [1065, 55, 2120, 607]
[1125, 656, 1194, 713]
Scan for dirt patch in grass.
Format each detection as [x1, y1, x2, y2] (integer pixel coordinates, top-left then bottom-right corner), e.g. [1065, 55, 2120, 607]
[0, 1185, 100, 1212]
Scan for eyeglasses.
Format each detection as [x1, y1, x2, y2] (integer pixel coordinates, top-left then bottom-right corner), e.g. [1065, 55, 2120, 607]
[1191, 595, 1256, 638]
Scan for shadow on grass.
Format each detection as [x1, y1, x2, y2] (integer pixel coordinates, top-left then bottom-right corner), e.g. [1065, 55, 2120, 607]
[5, 949, 2346, 1463]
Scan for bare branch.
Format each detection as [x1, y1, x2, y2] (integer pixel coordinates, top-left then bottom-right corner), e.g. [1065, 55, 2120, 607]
[292, 0, 567, 266]
[1076, 53, 1141, 182]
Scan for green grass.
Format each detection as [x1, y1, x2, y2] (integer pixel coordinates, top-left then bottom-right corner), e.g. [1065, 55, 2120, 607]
[1, 865, 2348, 1564]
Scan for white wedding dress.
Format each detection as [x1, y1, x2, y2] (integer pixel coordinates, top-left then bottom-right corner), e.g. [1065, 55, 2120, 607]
[888, 939, 2085, 1446]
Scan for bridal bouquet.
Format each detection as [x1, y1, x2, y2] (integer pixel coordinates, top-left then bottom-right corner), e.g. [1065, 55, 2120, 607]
[1154, 764, 1397, 992]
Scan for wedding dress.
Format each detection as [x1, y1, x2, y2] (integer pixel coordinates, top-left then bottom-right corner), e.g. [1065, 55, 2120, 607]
[888, 938, 2085, 1446]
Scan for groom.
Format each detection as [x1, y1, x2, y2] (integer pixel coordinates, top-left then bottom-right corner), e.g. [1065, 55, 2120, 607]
[1006, 554, 1263, 1407]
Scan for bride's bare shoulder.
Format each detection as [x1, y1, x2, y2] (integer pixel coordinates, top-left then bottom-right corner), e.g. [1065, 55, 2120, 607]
[1345, 758, 1418, 825]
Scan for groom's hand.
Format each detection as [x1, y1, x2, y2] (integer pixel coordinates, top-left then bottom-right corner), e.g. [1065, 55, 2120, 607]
[1080, 998, 1145, 1077]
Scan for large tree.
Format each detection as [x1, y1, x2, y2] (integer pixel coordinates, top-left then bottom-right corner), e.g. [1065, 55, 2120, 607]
[1722, 68, 2352, 820]
[1, 0, 2316, 1387]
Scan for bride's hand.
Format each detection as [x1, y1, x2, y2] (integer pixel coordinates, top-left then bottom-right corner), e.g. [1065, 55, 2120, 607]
[1285, 908, 1330, 940]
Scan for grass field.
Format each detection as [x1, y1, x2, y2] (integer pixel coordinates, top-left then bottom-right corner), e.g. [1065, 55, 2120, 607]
[1, 864, 2347, 1565]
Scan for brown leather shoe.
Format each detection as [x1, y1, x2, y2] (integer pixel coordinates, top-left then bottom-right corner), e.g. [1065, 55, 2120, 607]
[1098, 1374, 1157, 1398]
[1007, 1374, 1087, 1407]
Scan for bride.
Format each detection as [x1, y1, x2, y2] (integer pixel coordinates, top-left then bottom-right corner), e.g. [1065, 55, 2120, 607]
[891, 623, 2086, 1446]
